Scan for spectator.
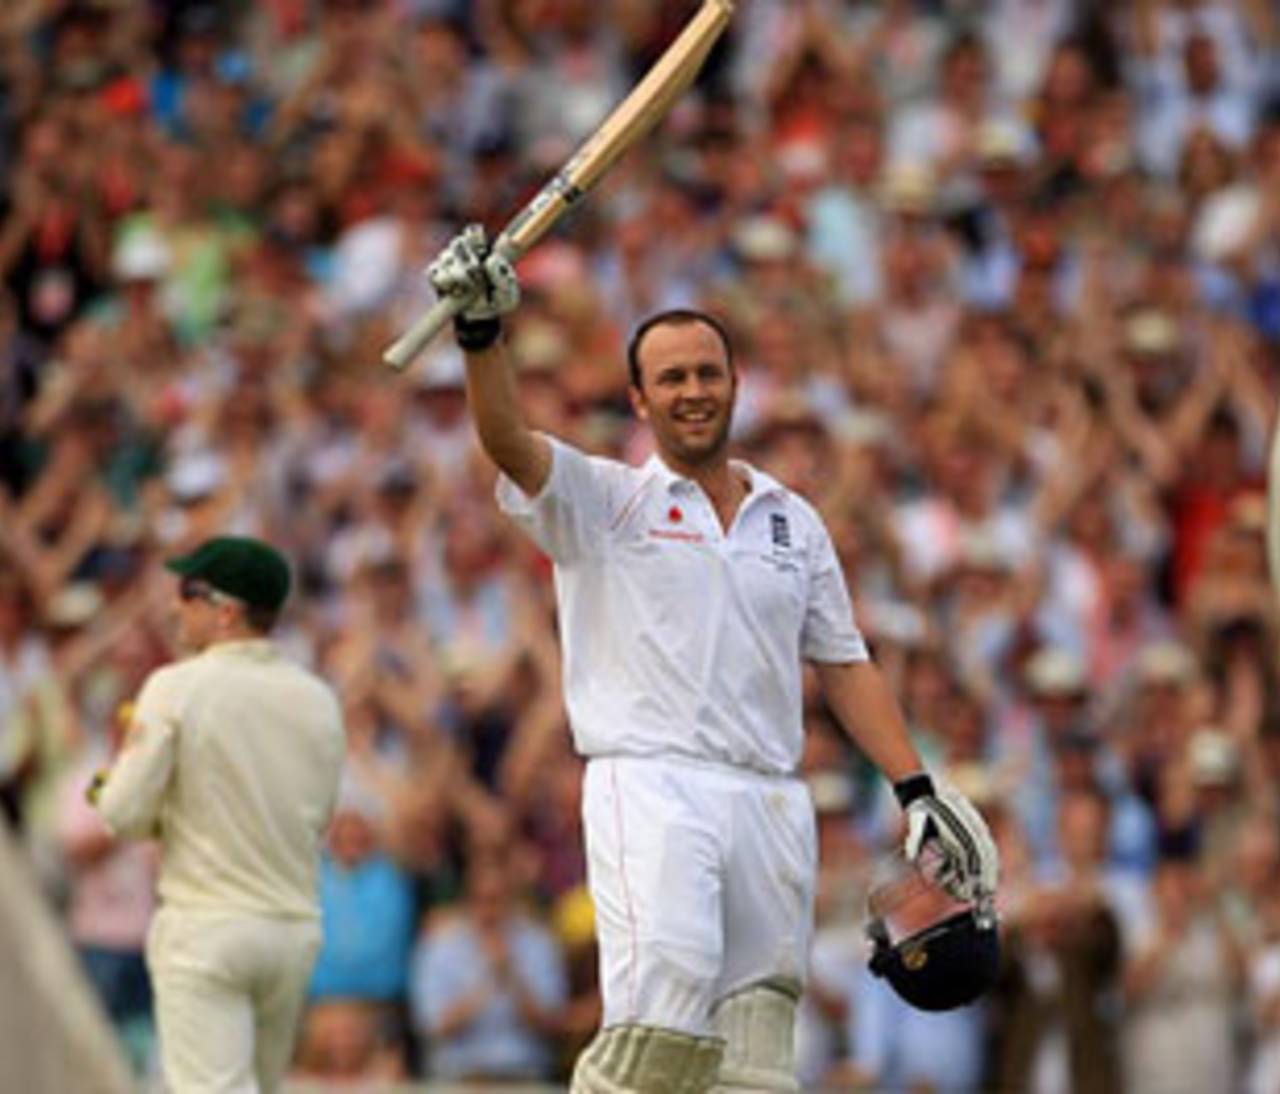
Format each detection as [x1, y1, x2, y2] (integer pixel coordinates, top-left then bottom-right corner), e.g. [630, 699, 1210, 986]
[1123, 848, 1245, 1094]
[309, 781, 416, 1006]
[805, 117, 886, 308]
[1132, 30, 1259, 178]
[991, 877, 1122, 1092]
[293, 999, 408, 1085]
[795, 766, 871, 1089]
[410, 854, 567, 1082]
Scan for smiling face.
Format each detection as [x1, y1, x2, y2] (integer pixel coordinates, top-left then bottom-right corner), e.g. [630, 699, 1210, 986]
[628, 318, 736, 473]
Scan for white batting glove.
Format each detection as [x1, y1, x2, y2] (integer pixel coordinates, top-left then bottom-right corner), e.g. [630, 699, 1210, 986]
[898, 777, 999, 904]
[426, 224, 520, 323]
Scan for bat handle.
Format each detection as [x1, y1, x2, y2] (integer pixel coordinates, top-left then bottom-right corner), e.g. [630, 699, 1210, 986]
[382, 294, 464, 371]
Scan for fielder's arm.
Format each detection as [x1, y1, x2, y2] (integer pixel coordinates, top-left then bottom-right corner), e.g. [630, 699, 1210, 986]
[92, 716, 176, 838]
[812, 659, 925, 784]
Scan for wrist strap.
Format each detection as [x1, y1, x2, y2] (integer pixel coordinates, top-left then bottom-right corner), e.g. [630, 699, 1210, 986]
[893, 772, 935, 809]
[455, 314, 501, 351]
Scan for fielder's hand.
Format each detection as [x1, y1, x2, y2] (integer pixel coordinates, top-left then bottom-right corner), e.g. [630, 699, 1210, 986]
[897, 775, 999, 904]
[85, 768, 108, 807]
[427, 225, 520, 349]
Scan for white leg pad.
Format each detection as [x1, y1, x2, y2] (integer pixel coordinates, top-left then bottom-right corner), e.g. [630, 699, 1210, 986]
[709, 979, 801, 1092]
[571, 1023, 724, 1094]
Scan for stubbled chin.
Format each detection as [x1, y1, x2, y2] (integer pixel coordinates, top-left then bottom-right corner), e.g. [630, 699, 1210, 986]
[665, 431, 728, 465]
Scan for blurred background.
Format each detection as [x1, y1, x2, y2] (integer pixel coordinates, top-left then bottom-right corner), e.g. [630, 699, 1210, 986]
[0, 0, 1278, 1090]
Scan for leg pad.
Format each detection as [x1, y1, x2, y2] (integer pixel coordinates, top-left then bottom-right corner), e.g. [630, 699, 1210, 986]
[710, 979, 801, 1092]
[570, 1023, 724, 1094]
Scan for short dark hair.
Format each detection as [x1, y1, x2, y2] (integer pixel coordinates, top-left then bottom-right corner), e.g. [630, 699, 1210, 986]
[626, 309, 734, 390]
[243, 603, 281, 633]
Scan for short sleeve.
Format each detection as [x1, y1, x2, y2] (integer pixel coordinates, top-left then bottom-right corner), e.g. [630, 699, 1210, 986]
[495, 435, 615, 563]
[801, 517, 869, 664]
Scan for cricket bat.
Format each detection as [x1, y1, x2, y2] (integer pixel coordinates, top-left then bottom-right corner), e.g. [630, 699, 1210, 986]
[383, 0, 734, 370]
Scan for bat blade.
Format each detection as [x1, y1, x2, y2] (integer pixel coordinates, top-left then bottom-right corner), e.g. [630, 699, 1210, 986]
[383, 0, 734, 370]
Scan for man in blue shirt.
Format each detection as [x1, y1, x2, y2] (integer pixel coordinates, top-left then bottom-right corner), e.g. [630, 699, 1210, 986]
[310, 793, 416, 1004]
[411, 856, 567, 1081]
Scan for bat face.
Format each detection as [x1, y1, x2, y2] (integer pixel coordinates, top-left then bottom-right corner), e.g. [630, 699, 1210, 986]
[383, 0, 736, 369]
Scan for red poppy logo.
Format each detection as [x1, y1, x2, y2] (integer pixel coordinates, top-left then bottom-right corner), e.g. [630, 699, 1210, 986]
[668, 506, 683, 523]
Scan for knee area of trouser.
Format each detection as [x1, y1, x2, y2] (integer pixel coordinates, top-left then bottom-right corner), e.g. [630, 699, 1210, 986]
[710, 979, 801, 1093]
[571, 1024, 724, 1094]
[618, 942, 721, 1036]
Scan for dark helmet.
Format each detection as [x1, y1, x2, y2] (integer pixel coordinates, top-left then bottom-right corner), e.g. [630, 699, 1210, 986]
[868, 902, 1000, 1011]
[865, 850, 1000, 1011]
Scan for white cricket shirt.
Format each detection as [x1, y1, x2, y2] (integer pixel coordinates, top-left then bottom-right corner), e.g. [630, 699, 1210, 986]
[95, 640, 345, 920]
[497, 438, 868, 774]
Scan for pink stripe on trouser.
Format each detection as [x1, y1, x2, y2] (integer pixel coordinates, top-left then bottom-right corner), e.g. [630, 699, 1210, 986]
[609, 762, 639, 1020]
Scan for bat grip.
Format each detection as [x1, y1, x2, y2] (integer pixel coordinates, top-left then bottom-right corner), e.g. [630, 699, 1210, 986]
[382, 294, 465, 371]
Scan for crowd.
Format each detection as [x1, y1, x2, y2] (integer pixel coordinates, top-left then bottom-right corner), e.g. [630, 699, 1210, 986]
[1, 0, 1279, 1088]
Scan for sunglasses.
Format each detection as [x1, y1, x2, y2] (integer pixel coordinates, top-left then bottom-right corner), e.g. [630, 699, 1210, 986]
[178, 577, 236, 606]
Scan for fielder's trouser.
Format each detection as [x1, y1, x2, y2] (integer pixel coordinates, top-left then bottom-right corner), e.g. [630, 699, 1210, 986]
[147, 906, 321, 1093]
[582, 756, 816, 1036]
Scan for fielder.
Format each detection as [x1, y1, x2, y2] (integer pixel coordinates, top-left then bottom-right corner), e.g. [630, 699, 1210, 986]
[424, 227, 999, 1092]
[91, 536, 346, 1093]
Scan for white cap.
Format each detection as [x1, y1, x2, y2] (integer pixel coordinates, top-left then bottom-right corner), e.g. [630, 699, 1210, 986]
[45, 581, 103, 629]
[880, 163, 936, 214]
[954, 528, 1012, 573]
[511, 320, 568, 373]
[947, 762, 997, 806]
[1192, 185, 1262, 264]
[1135, 640, 1198, 686]
[112, 227, 171, 282]
[808, 770, 855, 814]
[1024, 647, 1087, 696]
[734, 216, 798, 262]
[166, 450, 226, 502]
[1124, 309, 1180, 357]
[977, 119, 1035, 166]
[832, 408, 894, 449]
[1188, 727, 1238, 786]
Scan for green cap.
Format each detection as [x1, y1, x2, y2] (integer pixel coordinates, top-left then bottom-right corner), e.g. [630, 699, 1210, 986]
[165, 536, 291, 612]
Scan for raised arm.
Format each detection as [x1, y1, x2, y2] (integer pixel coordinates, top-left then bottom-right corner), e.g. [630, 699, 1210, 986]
[427, 226, 551, 496]
[462, 339, 551, 497]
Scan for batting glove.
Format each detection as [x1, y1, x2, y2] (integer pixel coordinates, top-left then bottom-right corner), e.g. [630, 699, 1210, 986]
[427, 225, 520, 350]
[896, 774, 999, 904]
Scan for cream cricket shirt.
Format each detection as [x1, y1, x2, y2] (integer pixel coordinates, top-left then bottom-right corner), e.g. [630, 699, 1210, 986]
[95, 640, 345, 921]
[497, 437, 868, 774]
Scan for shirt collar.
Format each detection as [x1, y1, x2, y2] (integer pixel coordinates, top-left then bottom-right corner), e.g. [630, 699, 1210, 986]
[641, 453, 789, 502]
[203, 638, 279, 661]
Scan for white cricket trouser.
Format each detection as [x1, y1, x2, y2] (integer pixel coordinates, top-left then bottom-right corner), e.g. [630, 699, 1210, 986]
[582, 755, 816, 1037]
[147, 906, 321, 1093]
